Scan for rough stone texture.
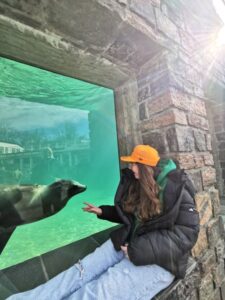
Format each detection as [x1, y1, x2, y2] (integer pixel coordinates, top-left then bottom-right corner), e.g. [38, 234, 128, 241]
[186, 170, 203, 192]
[166, 126, 195, 152]
[206, 133, 213, 151]
[193, 130, 207, 151]
[188, 113, 209, 131]
[130, 0, 155, 26]
[147, 92, 173, 115]
[174, 153, 195, 169]
[170, 88, 207, 116]
[195, 192, 212, 226]
[198, 273, 215, 300]
[142, 131, 166, 154]
[201, 167, 217, 187]
[115, 80, 142, 157]
[139, 108, 187, 132]
[209, 187, 221, 216]
[138, 84, 151, 102]
[215, 239, 225, 262]
[173, 153, 213, 170]
[192, 226, 208, 257]
[203, 153, 214, 166]
[194, 155, 205, 169]
[154, 263, 200, 300]
[213, 260, 225, 288]
[221, 279, 225, 300]
[139, 102, 147, 120]
[214, 288, 222, 300]
[207, 218, 223, 249]
[198, 250, 216, 275]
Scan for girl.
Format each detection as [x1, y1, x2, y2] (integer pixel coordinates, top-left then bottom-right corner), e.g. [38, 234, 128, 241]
[8, 145, 199, 300]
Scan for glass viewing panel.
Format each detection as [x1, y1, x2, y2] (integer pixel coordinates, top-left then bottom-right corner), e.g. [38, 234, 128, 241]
[0, 57, 120, 269]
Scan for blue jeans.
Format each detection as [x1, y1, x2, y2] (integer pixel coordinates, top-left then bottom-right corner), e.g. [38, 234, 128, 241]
[7, 239, 174, 300]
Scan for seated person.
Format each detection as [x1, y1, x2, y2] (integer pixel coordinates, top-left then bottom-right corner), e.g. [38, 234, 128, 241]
[7, 145, 199, 300]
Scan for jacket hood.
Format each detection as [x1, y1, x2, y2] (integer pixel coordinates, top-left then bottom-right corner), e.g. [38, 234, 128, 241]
[156, 159, 177, 203]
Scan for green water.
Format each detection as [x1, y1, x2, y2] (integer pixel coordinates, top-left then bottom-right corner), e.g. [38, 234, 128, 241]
[0, 57, 120, 269]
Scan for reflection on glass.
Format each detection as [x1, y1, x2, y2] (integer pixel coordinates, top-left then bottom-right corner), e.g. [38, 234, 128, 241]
[0, 57, 119, 269]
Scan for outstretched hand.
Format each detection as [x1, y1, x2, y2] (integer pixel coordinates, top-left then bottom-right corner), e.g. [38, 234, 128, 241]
[82, 202, 102, 216]
[121, 244, 129, 259]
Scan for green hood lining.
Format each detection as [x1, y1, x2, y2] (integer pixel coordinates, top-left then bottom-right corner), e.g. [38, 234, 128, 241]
[156, 159, 177, 205]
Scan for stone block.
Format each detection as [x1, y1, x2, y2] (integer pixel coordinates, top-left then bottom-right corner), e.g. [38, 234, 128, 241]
[154, 265, 200, 300]
[213, 260, 225, 288]
[193, 130, 207, 151]
[0, 272, 19, 300]
[150, 74, 170, 98]
[166, 127, 178, 152]
[209, 187, 221, 216]
[206, 134, 212, 151]
[48, 0, 123, 51]
[170, 88, 190, 111]
[142, 131, 166, 153]
[215, 239, 225, 262]
[193, 155, 205, 168]
[147, 92, 173, 115]
[189, 96, 207, 117]
[105, 18, 161, 68]
[195, 192, 212, 226]
[140, 109, 187, 132]
[154, 7, 180, 43]
[139, 102, 147, 120]
[219, 141, 225, 150]
[203, 153, 214, 166]
[214, 288, 222, 300]
[201, 167, 216, 187]
[188, 114, 209, 130]
[186, 171, 203, 192]
[0, 0, 47, 29]
[170, 88, 207, 116]
[2, 256, 46, 293]
[176, 269, 201, 300]
[192, 226, 208, 257]
[130, 0, 155, 26]
[176, 126, 195, 151]
[221, 279, 225, 300]
[207, 218, 222, 249]
[199, 274, 215, 300]
[219, 150, 225, 162]
[166, 126, 195, 152]
[216, 133, 225, 142]
[138, 84, 151, 102]
[198, 250, 216, 275]
[174, 153, 195, 169]
[218, 216, 225, 239]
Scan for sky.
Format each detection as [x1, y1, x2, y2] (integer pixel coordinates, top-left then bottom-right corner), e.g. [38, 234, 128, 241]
[0, 97, 89, 135]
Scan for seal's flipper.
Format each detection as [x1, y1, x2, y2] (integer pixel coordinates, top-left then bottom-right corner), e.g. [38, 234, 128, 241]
[0, 227, 16, 255]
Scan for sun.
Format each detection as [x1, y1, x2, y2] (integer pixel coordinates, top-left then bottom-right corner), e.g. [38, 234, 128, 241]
[216, 26, 225, 47]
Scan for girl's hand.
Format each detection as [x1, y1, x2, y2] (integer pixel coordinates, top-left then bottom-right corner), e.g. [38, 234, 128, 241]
[121, 244, 129, 259]
[82, 202, 102, 216]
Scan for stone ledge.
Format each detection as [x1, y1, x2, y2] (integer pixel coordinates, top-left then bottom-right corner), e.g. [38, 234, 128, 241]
[153, 258, 198, 300]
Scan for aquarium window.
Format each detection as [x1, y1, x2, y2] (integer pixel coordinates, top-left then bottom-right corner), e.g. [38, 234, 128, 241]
[0, 56, 120, 269]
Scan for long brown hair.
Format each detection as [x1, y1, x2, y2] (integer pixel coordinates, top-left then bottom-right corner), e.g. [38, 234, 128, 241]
[123, 163, 161, 222]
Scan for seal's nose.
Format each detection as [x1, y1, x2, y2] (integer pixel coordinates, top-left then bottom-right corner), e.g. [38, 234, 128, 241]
[78, 184, 87, 192]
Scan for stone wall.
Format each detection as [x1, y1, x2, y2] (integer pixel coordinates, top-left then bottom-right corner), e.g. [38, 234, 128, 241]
[207, 101, 225, 204]
[136, 48, 225, 299]
[0, 0, 225, 299]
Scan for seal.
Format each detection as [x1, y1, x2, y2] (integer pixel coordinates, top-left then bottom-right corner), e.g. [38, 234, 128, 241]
[0, 179, 86, 254]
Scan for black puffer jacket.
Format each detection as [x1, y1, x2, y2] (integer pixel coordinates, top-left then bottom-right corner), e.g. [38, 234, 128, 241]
[98, 167, 199, 278]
